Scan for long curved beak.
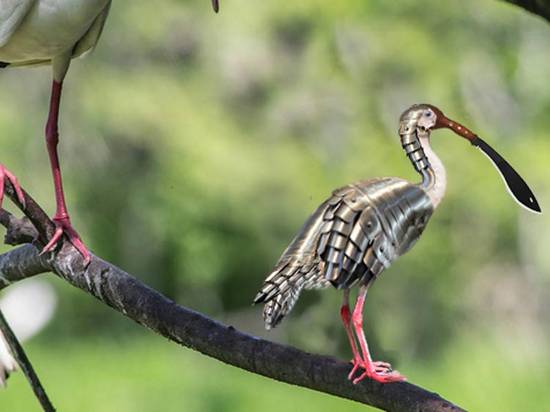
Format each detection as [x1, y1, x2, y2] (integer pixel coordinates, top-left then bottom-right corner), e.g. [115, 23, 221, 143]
[433, 109, 541, 214]
[212, 0, 219, 13]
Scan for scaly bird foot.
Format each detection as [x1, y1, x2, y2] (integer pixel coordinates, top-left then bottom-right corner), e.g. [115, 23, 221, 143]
[348, 359, 406, 384]
[41, 215, 90, 265]
[0, 165, 25, 209]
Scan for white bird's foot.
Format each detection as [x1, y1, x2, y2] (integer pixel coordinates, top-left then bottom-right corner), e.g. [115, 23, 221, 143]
[0, 165, 25, 209]
[41, 215, 90, 265]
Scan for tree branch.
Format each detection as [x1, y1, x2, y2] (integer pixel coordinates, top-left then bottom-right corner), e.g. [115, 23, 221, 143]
[0, 179, 465, 411]
[501, 0, 550, 22]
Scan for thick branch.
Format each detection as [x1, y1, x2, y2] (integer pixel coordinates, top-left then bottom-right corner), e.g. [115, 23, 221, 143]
[0, 243, 50, 289]
[0, 180, 465, 412]
[501, 0, 550, 22]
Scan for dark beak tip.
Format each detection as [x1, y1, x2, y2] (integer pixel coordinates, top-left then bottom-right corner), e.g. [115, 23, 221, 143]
[524, 191, 542, 214]
[531, 202, 542, 214]
[518, 193, 542, 215]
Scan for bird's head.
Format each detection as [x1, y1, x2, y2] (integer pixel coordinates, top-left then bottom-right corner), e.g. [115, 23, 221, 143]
[399, 103, 541, 214]
[399, 104, 476, 140]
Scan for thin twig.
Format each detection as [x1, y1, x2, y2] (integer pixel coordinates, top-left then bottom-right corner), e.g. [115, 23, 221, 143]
[0, 311, 55, 412]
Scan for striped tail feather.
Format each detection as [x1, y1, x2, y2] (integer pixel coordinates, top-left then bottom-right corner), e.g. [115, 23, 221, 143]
[254, 261, 329, 329]
[259, 287, 301, 329]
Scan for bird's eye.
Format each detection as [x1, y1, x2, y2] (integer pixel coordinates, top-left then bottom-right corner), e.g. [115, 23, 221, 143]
[425, 111, 432, 117]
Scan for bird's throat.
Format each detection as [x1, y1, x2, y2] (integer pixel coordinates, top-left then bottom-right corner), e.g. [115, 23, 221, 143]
[419, 136, 447, 208]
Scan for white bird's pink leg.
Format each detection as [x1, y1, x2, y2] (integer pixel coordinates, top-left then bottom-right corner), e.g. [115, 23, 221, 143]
[41, 80, 90, 264]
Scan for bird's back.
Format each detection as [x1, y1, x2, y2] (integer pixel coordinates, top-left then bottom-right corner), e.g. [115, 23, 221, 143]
[255, 177, 434, 328]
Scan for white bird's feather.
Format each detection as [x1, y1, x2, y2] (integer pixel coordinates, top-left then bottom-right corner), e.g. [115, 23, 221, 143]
[0, 280, 57, 388]
[73, 1, 111, 59]
[0, 0, 36, 48]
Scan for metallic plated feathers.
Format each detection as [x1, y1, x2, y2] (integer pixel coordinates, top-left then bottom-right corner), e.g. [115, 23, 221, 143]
[254, 178, 433, 328]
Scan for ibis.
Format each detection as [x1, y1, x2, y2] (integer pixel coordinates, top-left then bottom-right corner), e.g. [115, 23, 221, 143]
[254, 104, 540, 384]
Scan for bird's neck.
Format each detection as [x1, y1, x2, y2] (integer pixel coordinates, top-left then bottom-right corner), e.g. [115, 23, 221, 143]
[418, 135, 447, 208]
[400, 127, 447, 208]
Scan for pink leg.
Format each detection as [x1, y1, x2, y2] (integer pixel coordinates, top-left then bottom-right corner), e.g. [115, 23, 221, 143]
[0, 165, 25, 209]
[41, 80, 90, 264]
[349, 284, 406, 384]
[340, 290, 363, 380]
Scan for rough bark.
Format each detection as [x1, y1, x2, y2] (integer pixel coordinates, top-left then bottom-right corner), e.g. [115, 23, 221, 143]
[0, 181, 465, 412]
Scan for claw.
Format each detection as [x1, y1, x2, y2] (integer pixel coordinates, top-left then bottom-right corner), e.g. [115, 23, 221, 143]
[372, 360, 393, 374]
[348, 358, 362, 380]
[40, 215, 90, 265]
[373, 361, 391, 369]
[0, 165, 26, 209]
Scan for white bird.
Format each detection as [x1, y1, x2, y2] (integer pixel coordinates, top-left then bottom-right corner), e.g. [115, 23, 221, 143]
[0, 279, 57, 387]
[0, 0, 218, 264]
[0, 0, 113, 263]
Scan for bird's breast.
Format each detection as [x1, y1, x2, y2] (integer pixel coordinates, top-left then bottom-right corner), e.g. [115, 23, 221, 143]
[355, 178, 433, 257]
[0, 0, 110, 62]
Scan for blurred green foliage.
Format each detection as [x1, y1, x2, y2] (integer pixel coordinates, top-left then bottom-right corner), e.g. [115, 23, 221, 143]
[1, 0, 549, 410]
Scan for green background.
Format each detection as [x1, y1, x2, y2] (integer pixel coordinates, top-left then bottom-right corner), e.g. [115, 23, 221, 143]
[1, 0, 549, 410]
